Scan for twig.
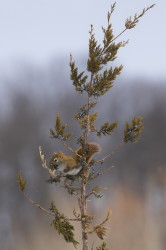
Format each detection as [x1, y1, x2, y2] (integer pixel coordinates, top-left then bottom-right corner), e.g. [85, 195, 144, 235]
[86, 186, 108, 199]
[73, 208, 81, 220]
[89, 209, 112, 234]
[96, 209, 112, 228]
[23, 192, 81, 221]
[111, 28, 127, 43]
[96, 141, 124, 164]
[61, 140, 76, 153]
[86, 191, 94, 199]
[54, 183, 81, 191]
[23, 192, 54, 216]
[89, 165, 115, 181]
[61, 140, 84, 159]
[111, 4, 155, 43]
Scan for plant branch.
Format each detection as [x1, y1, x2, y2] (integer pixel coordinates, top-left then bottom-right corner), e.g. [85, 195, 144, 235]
[111, 28, 127, 43]
[111, 4, 155, 43]
[86, 186, 108, 199]
[89, 165, 115, 181]
[23, 192, 81, 221]
[23, 192, 54, 216]
[96, 141, 124, 164]
[61, 140, 76, 154]
[54, 183, 81, 191]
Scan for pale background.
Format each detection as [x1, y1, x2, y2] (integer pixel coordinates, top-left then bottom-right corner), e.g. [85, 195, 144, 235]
[0, 0, 165, 79]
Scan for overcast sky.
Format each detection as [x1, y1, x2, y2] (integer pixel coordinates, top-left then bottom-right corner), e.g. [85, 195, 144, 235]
[0, 0, 165, 80]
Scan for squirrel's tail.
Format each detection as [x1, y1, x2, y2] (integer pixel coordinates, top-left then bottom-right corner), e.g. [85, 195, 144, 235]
[76, 142, 101, 163]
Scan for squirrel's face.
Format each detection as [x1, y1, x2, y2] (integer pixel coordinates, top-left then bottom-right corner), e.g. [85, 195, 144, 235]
[49, 152, 64, 170]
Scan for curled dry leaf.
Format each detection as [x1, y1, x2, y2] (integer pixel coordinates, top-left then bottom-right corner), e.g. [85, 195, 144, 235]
[39, 146, 56, 177]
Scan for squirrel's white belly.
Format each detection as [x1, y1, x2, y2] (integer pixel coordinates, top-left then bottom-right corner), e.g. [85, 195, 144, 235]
[66, 167, 82, 175]
[58, 164, 82, 176]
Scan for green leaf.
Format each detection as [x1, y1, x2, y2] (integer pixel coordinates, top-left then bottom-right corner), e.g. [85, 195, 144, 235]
[50, 201, 79, 248]
[70, 54, 88, 93]
[125, 4, 155, 29]
[79, 113, 98, 131]
[90, 65, 123, 98]
[74, 104, 87, 120]
[124, 116, 144, 143]
[97, 121, 118, 137]
[87, 25, 103, 74]
[96, 242, 109, 250]
[50, 114, 72, 141]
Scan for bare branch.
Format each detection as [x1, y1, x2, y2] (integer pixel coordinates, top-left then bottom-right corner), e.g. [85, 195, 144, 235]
[96, 141, 124, 164]
[23, 192, 54, 216]
[23, 192, 81, 221]
[89, 165, 115, 181]
[111, 28, 127, 43]
[61, 140, 76, 154]
[61, 140, 84, 159]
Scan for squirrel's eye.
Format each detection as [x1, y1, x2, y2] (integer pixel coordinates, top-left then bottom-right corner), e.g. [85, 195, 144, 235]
[54, 158, 59, 163]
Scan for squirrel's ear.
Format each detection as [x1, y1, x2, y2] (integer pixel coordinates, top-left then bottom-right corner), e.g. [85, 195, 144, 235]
[58, 152, 63, 158]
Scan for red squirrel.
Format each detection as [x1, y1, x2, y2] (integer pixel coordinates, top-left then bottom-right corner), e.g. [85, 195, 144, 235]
[49, 143, 101, 176]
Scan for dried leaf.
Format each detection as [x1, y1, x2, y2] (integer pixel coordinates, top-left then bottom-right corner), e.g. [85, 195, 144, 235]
[18, 171, 26, 191]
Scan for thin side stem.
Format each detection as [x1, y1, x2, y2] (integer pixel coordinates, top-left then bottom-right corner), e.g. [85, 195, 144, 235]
[111, 28, 127, 43]
[96, 141, 124, 164]
[23, 192, 81, 221]
[89, 165, 115, 181]
[23, 192, 54, 216]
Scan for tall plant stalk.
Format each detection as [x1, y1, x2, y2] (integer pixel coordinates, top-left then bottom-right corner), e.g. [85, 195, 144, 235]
[80, 93, 91, 250]
[18, 3, 155, 250]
